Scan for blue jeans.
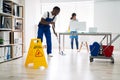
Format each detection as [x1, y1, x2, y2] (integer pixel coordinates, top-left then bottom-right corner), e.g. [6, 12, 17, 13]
[70, 31, 79, 49]
[71, 38, 79, 49]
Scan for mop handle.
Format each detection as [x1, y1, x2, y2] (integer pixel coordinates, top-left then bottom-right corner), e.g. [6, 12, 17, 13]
[100, 35, 106, 44]
[108, 34, 120, 45]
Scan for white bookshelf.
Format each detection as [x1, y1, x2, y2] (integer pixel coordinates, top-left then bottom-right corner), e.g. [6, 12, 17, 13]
[0, 0, 24, 63]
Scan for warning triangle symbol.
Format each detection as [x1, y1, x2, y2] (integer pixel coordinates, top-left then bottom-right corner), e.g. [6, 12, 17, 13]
[35, 49, 43, 57]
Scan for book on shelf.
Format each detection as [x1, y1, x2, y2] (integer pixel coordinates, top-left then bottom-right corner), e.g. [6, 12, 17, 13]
[13, 45, 22, 58]
[19, 6, 23, 17]
[0, 0, 3, 13]
[10, 32, 22, 44]
[0, 15, 4, 28]
[0, 32, 10, 45]
[17, 6, 19, 16]
[4, 17, 12, 29]
[3, 1, 12, 14]
[0, 15, 12, 29]
[0, 47, 4, 62]
[14, 32, 22, 44]
[4, 46, 11, 60]
[13, 4, 17, 16]
[13, 5, 23, 17]
[0, 46, 11, 62]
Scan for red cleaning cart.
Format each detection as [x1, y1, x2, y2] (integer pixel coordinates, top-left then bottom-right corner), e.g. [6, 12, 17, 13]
[89, 34, 120, 63]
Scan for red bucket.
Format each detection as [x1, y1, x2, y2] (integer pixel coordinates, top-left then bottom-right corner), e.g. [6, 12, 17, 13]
[102, 45, 114, 57]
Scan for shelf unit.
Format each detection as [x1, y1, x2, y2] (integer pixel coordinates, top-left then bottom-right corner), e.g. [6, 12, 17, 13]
[0, 0, 24, 63]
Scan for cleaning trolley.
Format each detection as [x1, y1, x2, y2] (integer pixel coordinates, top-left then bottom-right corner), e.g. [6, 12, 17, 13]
[89, 34, 120, 63]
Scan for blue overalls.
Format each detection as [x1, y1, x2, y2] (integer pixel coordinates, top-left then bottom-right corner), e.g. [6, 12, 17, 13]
[37, 12, 55, 55]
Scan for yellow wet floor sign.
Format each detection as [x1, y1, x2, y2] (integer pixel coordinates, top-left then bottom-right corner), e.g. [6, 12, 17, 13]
[25, 38, 48, 69]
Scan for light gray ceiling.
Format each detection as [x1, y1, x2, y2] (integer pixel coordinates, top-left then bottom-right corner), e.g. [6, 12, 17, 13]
[40, 0, 93, 3]
[40, 0, 120, 3]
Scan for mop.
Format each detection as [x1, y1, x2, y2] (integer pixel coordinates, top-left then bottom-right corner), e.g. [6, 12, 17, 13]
[52, 25, 65, 55]
[56, 37, 66, 56]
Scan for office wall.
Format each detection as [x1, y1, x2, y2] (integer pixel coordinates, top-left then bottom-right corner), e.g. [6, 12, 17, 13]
[24, 0, 120, 52]
[41, 1, 94, 32]
[94, 0, 120, 49]
[41, 1, 94, 49]
[24, 1, 94, 52]
[24, 0, 41, 52]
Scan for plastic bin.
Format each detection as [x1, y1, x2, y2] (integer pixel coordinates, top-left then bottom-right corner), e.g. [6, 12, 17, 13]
[90, 42, 100, 56]
[102, 45, 114, 57]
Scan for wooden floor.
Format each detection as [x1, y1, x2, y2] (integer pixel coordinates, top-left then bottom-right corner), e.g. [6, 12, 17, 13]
[0, 49, 120, 80]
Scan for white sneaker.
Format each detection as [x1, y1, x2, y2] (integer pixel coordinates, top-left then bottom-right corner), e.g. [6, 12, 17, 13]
[48, 54, 53, 57]
[77, 49, 80, 52]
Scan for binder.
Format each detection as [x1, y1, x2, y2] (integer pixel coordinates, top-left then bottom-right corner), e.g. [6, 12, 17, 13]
[1, 16, 5, 28]
[0, 16, 3, 28]
[0, 16, 12, 29]
[4, 46, 11, 60]
[3, 1, 12, 14]
[4, 17, 12, 29]
[13, 45, 22, 58]
[0, 47, 4, 62]
[0, 0, 3, 13]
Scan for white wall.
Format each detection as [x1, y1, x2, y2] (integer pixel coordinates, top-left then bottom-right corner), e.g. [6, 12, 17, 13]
[24, 1, 94, 52]
[94, 0, 120, 33]
[24, 0, 120, 52]
[94, 0, 120, 49]
[24, 0, 41, 52]
[41, 1, 94, 32]
[41, 1, 94, 49]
